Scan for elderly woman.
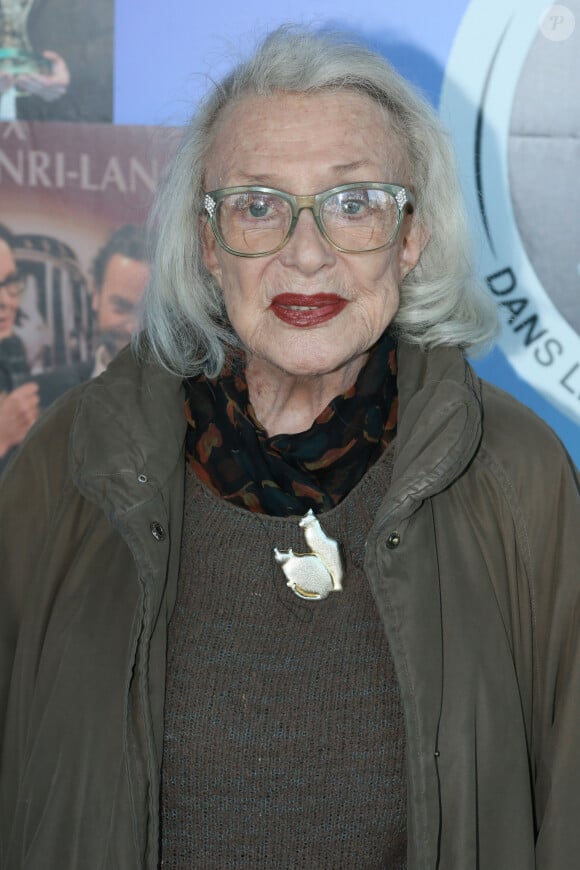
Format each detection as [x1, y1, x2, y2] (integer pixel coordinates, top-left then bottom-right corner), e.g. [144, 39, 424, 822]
[1, 27, 579, 870]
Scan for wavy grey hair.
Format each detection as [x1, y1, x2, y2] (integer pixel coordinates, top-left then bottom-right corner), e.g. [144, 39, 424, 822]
[135, 26, 498, 377]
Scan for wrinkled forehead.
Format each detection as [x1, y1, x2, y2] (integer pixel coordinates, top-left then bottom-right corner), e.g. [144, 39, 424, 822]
[204, 89, 409, 188]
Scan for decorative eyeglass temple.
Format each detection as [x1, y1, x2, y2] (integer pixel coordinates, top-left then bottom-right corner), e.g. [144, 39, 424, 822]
[204, 194, 216, 217]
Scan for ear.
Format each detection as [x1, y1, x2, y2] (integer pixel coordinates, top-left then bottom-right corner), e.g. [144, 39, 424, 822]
[201, 217, 223, 286]
[91, 289, 101, 314]
[398, 214, 429, 280]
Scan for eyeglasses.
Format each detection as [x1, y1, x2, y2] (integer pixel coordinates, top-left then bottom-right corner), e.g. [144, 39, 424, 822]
[203, 182, 415, 257]
[0, 272, 24, 297]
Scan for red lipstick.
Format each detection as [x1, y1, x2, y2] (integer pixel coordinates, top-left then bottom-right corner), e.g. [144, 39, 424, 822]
[270, 293, 347, 327]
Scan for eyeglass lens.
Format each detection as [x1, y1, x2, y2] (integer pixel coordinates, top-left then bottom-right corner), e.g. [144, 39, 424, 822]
[215, 187, 400, 255]
[0, 274, 23, 296]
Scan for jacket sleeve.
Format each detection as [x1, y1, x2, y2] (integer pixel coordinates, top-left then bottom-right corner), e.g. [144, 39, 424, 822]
[480, 382, 580, 864]
[0, 397, 76, 752]
[530, 444, 580, 866]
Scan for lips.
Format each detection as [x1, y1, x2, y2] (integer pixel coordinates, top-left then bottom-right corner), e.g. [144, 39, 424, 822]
[270, 293, 347, 327]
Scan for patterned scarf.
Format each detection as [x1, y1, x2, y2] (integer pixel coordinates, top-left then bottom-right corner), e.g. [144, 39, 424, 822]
[184, 331, 398, 516]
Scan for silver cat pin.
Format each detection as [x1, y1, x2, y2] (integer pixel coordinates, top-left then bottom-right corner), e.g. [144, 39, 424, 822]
[274, 509, 343, 601]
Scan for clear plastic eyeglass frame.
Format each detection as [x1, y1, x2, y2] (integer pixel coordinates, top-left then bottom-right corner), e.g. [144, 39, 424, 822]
[203, 182, 415, 258]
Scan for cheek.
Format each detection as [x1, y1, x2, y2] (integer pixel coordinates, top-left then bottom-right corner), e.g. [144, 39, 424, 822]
[221, 261, 263, 309]
[348, 259, 401, 337]
[219, 271, 249, 332]
[201, 221, 223, 283]
[220, 265, 272, 343]
[97, 303, 116, 326]
[358, 254, 401, 307]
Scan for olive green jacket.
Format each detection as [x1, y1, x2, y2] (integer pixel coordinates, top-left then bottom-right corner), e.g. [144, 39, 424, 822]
[1, 342, 579, 869]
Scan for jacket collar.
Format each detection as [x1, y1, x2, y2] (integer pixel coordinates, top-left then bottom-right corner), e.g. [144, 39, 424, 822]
[376, 341, 483, 527]
[70, 346, 186, 518]
[69, 342, 482, 522]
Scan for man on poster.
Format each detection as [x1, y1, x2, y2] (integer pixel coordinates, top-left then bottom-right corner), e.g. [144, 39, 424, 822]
[0, 222, 38, 467]
[45, 224, 149, 405]
[89, 223, 149, 377]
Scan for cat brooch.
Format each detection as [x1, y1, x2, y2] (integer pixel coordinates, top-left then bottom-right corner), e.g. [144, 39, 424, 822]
[274, 509, 343, 601]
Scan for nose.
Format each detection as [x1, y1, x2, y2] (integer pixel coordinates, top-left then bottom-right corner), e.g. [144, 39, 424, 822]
[278, 208, 336, 274]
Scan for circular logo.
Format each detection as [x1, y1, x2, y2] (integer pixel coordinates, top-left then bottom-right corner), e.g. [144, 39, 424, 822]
[539, 4, 576, 40]
[440, 0, 580, 424]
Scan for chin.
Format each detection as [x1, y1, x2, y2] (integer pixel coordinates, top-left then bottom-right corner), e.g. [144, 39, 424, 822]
[267, 346, 361, 380]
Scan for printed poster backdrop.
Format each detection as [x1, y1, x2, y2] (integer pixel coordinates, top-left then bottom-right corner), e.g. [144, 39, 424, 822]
[0, 121, 171, 366]
[0, 0, 578, 467]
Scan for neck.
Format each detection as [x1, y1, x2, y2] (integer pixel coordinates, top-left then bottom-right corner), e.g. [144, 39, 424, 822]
[246, 354, 368, 437]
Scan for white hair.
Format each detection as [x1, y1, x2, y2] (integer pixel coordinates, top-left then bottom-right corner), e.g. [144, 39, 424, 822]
[135, 26, 498, 377]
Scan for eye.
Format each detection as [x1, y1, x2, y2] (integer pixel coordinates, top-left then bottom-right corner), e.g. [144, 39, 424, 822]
[229, 192, 281, 221]
[248, 197, 271, 218]
[225, 192, 288, 226]
[340, 197, 367, 215]
[328, 189, 372, 219]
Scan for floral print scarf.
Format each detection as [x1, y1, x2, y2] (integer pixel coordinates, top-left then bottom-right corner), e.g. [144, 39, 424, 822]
[184, 331, 398, 516]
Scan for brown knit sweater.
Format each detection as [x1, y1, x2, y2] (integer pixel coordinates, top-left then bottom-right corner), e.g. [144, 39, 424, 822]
[160, 447, 406, 868]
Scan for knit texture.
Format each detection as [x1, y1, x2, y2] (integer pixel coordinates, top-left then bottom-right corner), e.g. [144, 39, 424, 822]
[160, 447, 406, 868]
